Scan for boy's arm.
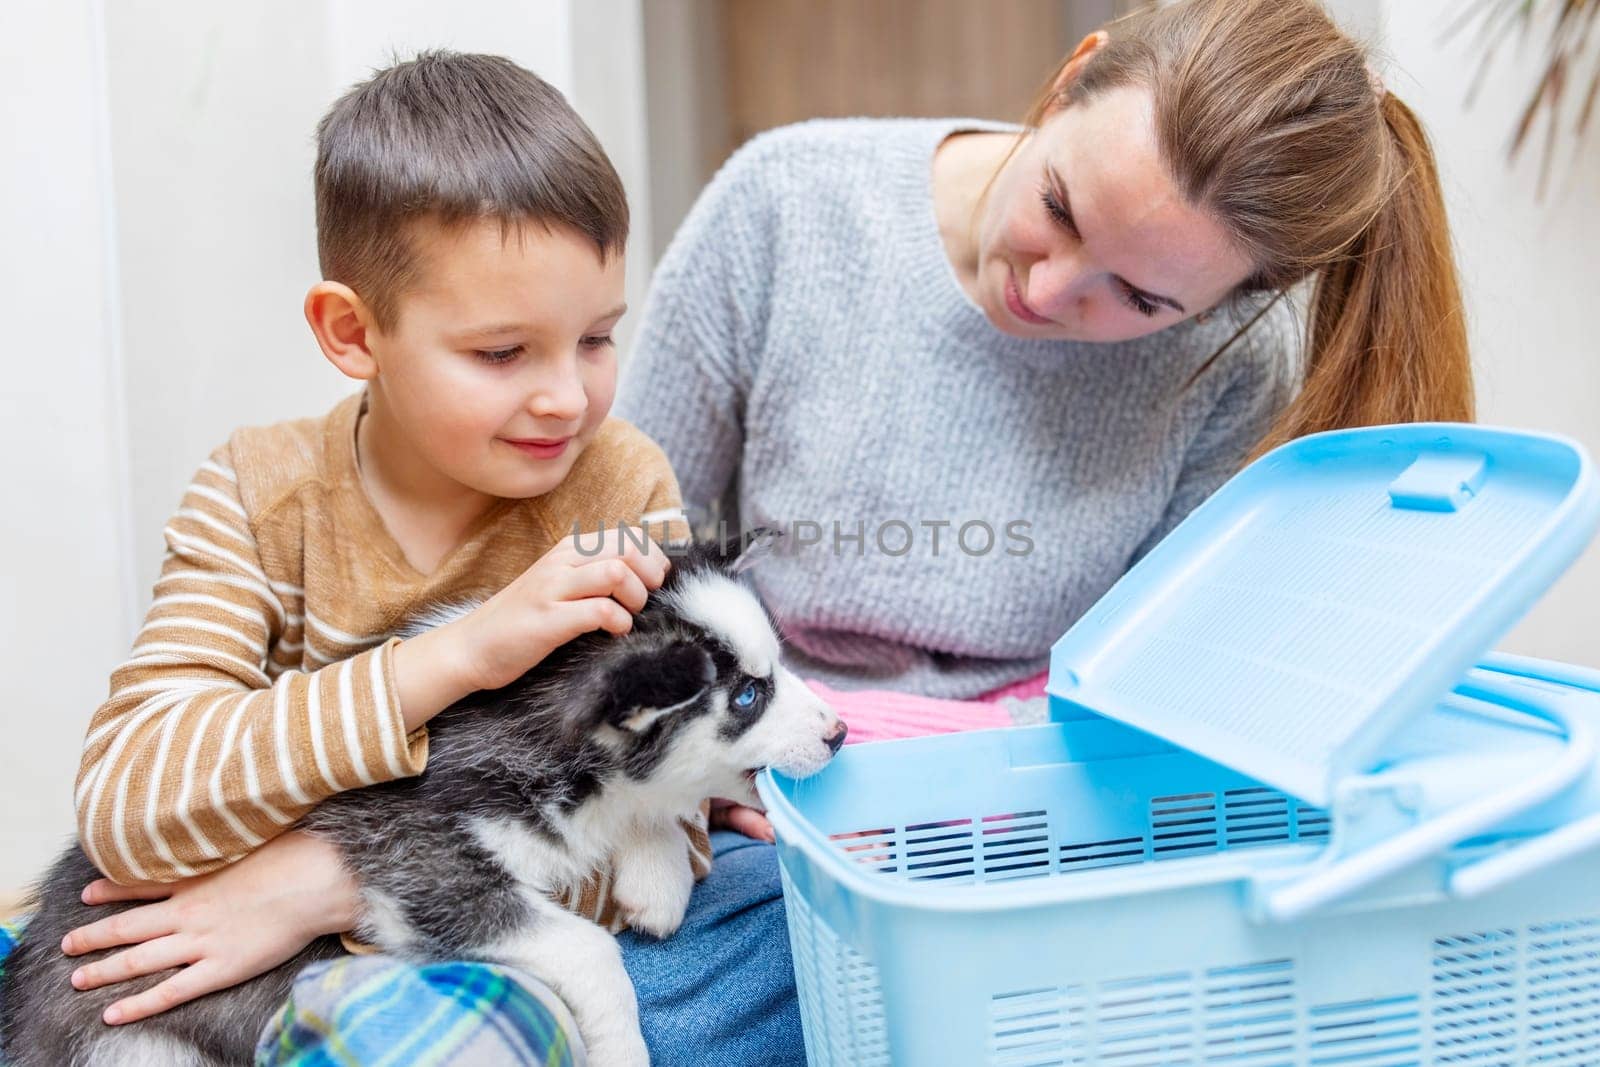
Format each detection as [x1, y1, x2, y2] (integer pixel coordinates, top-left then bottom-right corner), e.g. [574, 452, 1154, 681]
[80, 443, 674, 886]
[75, 450, 428, 885]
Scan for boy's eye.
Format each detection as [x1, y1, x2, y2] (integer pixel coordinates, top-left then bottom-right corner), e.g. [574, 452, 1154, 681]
[580, 334, 615, 351]
[733, 681, 758, 709]
[475, 345, 525, 365]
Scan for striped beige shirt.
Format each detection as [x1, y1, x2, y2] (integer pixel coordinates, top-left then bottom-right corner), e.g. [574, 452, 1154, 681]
[76, 391, 708, 928]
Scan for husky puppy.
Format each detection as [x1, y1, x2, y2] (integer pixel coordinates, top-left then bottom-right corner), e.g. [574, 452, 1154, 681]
[1, 541, 845, 1066]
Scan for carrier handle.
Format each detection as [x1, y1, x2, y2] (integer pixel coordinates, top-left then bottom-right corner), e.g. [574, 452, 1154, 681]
[1261, 666, 1597, 922]
[1475, 651, 1600, 695]
[1446, 654, 1600, 899]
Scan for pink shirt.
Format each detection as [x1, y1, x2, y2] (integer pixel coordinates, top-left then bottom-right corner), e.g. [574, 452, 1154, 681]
[806, 670, 1051, 746]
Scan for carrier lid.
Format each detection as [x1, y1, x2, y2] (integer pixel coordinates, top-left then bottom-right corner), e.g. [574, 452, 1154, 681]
[1047, 424, 1600, 808]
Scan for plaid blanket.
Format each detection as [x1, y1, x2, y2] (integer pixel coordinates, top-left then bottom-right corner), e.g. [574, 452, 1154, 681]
[258, 955, 582, 1066]
[0, 916, 582, 1066]
[0, 913, 22, 984]
[0, 914, 27, 1067]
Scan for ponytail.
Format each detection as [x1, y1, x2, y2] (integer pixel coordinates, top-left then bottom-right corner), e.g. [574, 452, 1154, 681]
[1252, 93, 1474, 458]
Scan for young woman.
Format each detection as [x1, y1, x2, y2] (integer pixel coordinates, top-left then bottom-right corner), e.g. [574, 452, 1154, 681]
[614, 5, 1472, 1057]
[620, 0, 1470, 716]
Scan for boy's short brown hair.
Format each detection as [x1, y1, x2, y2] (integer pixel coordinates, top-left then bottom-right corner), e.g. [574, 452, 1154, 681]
[314, 51, 628, 329]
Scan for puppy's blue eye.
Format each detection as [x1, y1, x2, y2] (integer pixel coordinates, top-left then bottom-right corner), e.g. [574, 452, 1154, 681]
[733, 682, 758, 709]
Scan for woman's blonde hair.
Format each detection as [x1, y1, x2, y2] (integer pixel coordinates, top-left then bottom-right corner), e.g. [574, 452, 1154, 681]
[1028, 0, 1473, 457]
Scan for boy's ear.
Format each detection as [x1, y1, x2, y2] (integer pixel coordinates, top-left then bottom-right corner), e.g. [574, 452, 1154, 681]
[305, 281, 379, 381]
[581, 643, 715, 736]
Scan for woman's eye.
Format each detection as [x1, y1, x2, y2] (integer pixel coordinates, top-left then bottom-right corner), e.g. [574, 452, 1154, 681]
[733, 682, 758, 709]
[1038, 183, 1078, 239]
[1117, 280, 1160, 318]
[474, 345, 524, 365]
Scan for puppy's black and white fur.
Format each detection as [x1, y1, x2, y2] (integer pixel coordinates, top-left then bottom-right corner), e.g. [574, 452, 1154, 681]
[1, 541, 844, 1066]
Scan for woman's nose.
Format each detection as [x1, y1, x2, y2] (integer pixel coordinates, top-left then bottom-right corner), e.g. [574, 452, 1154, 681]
[1024, 255, 1087, 321]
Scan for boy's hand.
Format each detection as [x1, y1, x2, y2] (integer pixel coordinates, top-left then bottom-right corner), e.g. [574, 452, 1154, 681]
[446, 526, 672, 694]
[60, 830, 360, 1025]
[391, 526, 671, 731]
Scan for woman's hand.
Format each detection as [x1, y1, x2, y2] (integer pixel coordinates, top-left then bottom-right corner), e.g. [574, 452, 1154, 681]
[60, 830, 361, 1025]
[710, 798, 774, 843]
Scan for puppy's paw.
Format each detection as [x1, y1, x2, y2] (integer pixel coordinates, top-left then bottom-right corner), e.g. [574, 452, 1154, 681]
[586, 1029, 651, 1067]
[612, 837, 695, 940]
[615, 866, 693, 939]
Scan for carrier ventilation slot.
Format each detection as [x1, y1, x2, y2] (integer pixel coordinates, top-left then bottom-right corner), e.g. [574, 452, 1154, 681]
[1093, 970, 1196, 1065]
[781, 869, 889, 1067]
[835, 812, 1058, 884]
[901, 818, 978, 883]
[1307, 994, 1423, 1066]
[1201, 958, 1297, 1064]
[829, 826, 900, 874]
[988, 958, 1299, 1067]
[1058, 834, 1146, 871]
[1223, 787, 1292, 845]
[1150, 791, 1221, 856]
[1431, 929, 1517, 1064]
[987, 986, 1090, 1066]
[1295, 802, 1332, 839]
[980, 810, 1054, 882]
[829, 788, 1328, 885]
[1526, 916, 1600, 1062]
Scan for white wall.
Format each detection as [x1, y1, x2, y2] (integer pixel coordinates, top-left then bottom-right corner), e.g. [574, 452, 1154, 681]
[103, 1, 353, 603]
[1377, 0, 1600, 667]
[1, 0, 135, 887]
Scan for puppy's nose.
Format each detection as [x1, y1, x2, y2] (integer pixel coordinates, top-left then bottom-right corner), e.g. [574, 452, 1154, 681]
[824, 722, 848, 754]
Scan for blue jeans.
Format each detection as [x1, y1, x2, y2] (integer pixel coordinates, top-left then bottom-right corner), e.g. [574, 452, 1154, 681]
[618, 832, 804, 1065]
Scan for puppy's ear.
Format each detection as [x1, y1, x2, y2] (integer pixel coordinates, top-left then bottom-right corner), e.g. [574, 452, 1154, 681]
[591, 643, 715, 734]
[725, 526, 783, 578]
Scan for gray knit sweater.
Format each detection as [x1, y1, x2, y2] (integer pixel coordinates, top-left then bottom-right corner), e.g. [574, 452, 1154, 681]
[617, 118, 1301, 699]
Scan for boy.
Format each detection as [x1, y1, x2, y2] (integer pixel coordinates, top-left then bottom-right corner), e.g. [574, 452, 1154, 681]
[47, 53, 802, 1065]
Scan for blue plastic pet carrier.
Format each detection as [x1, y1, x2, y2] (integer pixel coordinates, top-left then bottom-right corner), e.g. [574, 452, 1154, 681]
[760, 424, 1600, 1066]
